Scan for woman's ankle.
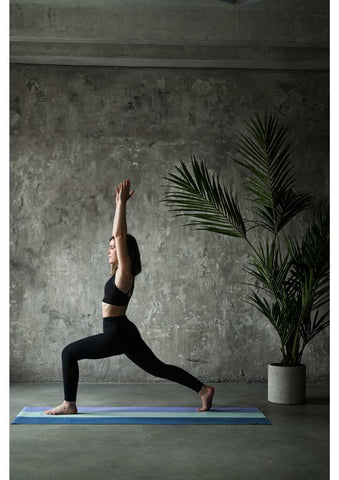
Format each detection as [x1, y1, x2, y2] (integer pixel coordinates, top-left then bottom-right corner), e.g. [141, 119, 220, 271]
[199, 385, 207, 395]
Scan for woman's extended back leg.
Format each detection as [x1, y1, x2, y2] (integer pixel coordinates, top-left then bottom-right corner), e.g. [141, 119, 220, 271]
[125, 327, 204, 393]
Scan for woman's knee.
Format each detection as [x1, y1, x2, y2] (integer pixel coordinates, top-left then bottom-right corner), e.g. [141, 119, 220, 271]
[62, 343, 77, 362]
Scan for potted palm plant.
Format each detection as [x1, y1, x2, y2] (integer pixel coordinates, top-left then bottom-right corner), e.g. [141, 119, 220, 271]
[161, 112, 329, 404]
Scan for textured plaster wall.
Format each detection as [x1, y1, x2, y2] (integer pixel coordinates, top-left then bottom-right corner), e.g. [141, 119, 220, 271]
[10, 65, 329, 383]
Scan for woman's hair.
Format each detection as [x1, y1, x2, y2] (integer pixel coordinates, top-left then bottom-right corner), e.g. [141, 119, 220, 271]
[110, 233, 142, 277]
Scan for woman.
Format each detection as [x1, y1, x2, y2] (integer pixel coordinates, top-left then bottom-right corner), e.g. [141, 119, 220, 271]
[45, 179, 215, 415]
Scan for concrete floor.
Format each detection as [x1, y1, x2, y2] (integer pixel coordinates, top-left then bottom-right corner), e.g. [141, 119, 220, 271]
[10, 382, 329, 480]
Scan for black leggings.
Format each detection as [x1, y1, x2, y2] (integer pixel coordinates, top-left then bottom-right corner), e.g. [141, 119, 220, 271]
[62, 316, 204, 401]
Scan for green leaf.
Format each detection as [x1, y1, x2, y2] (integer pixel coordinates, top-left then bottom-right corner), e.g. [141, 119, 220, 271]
[234, 112, 313, 234]
[162, 156, 247, 239]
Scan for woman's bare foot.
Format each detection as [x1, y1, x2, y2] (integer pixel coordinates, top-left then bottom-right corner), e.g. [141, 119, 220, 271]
[196, 385, 215, 412]
[44, 401, 77, 415]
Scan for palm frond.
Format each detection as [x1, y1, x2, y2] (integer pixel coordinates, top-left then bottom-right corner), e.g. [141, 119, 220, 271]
[246, 292, 296, 348]
[244, 239, 291, 302]
[234, 112, 313, 234]
[162, 156, 247, 239]
[244, 205, 329, 365]
[285, 206, 329, 351]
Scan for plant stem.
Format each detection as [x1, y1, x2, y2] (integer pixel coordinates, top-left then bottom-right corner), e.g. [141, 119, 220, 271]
[244, 237, 260, 258]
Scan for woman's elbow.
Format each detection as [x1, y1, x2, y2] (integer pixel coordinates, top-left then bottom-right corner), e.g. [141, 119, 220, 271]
[113, 232, 127, 239]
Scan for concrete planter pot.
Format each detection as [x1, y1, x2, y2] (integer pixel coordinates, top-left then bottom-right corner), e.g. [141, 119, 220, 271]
[268, 363, 306, 404]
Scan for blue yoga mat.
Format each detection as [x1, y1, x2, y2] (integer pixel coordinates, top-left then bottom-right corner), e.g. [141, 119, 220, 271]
[12, 406, 271, 425]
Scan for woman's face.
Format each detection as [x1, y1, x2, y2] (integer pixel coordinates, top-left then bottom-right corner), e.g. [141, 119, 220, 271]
[107, 239, 118, 265]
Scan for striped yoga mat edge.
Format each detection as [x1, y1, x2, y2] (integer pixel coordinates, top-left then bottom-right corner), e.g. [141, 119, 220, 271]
[12, 406, 271, 425]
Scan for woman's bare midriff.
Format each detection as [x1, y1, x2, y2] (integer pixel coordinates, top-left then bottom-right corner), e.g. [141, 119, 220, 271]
[102, 302, 128, 318]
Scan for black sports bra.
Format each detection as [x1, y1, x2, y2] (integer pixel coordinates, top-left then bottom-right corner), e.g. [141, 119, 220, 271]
[102, 274, 134, 306]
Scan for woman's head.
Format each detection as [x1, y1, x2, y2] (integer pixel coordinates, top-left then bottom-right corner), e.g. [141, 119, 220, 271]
[108, 234, 142, 277]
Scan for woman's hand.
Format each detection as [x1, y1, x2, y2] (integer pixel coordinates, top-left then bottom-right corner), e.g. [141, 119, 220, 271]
[116, 179, 135, 205]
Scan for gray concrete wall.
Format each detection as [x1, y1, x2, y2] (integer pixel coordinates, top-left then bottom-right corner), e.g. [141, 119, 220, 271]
[10, 0, 328, 69]
[10, 0, 329, 384]
[10, 65, 329, 383]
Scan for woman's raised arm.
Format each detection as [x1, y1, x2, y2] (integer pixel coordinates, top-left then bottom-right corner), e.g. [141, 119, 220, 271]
[112, 179, 134, 238]
[112, 179, 135, 278]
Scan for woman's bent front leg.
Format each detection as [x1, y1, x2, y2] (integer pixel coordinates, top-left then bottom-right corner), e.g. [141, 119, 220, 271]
[62, 333, 126, 401]
[45, 331, 125, 415]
